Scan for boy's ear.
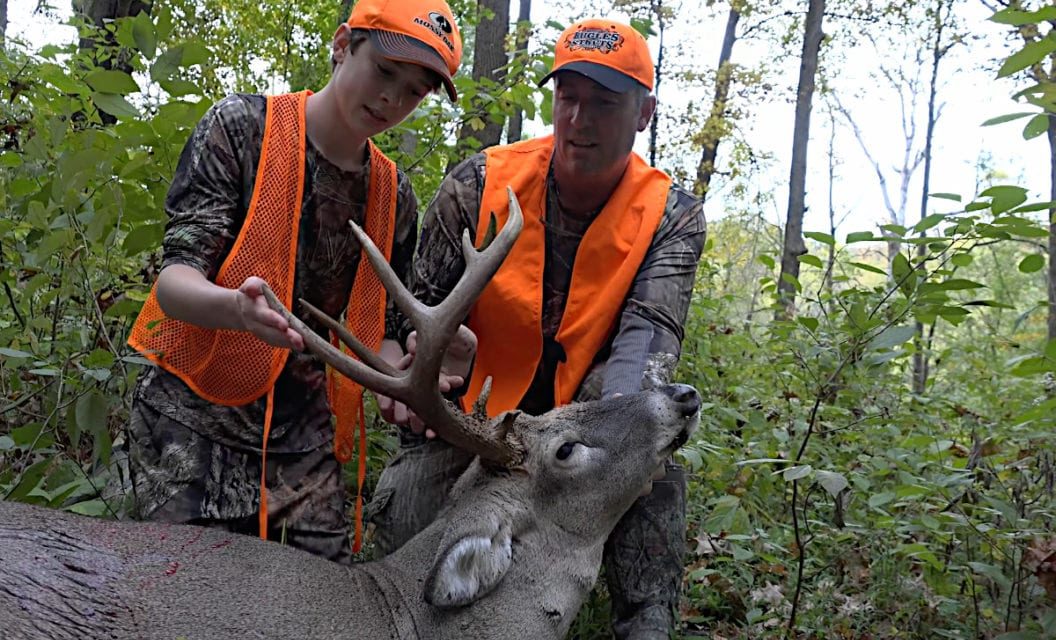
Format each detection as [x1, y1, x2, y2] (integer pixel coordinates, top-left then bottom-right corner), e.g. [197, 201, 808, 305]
[424, 522, 513, 608]
[332, 23, 352, 63]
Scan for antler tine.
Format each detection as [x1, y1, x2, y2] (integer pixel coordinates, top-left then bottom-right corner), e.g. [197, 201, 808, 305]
[298, 297, 399, 377]
[345, 219, 428, 333]
[261, 285, 402, 397]
[410, 187, 524, 387]
[434, 187, 524, 331]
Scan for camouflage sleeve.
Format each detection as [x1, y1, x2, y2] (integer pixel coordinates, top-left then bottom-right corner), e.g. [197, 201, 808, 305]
[601, 185, 706, 395]
[397, 154, 487, 344]
[161, 94, 262, 279]
[385, 171, 419, 341]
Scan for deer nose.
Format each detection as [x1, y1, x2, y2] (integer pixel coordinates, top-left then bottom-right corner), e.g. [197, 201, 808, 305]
[663, 384, 700, 417]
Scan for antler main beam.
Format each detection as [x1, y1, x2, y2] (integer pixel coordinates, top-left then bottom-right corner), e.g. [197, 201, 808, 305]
[264, 187, 525, 466]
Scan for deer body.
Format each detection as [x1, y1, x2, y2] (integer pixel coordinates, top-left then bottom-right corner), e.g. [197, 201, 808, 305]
[0, 387, 699, 640]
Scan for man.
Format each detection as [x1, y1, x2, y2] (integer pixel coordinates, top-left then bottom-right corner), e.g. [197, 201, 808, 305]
[370, 18, 706, 639]
[125, 0, 465, 565]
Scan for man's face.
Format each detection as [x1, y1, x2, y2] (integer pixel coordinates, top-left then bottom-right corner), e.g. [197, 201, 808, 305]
[551, 72, 654, 179]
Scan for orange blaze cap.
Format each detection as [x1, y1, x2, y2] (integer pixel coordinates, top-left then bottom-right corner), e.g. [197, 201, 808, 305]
[347, 0, 463, 101]
[541, 18, 654, 93]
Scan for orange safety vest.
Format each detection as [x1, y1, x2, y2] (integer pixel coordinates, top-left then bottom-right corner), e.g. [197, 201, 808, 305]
[128, 91, 397, 549]
[462, 135, 672, 417]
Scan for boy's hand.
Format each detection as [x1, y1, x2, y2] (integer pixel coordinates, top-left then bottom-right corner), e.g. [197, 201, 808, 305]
[235, 277, 305, 351]
[376, 325, 477, 438]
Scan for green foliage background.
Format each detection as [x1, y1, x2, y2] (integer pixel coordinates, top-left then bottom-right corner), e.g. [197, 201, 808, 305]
[1, 3, 1055, 639]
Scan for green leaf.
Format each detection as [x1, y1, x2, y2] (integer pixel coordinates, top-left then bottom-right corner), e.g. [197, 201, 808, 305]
[869, 325, 917, 350]
[892, 253, 915, 296]
[951, 253, 973, 267]
[998, 36, 1056, 78]
[1023, 113, 1050, 140]
[849, 261, 887, 275]
[846, 231, 875, 243]
[816, 470, 848, 498]
[913, 214, 946, 233]
[934, 278, 986, 291]
[804, 231, 835, 246]
[868, 491, 896, 508]
[780, 465, 813, 481]
[151, 48, 182, 82]
[898, 543, 944, 570]
[702, 495, 742, 534]
[75, 392, 108, 437]
[991, 6, 1056, 26]
[65, 499, 110, 517]
[981, 112, 1034, 126]
[1010, 200, 1056, 213]
[159, 79, 201, 97]
[86, 70, 139, 94]
[1, 152, 23, 167]
[0, 348, 33, 358]
[967, 561, 1012, 590]
[180, 42, 211, 66]
[798, 254, 823, 269]
[797, 317, 819, 332]
[132, 11, 156, 59]
[980, 185, 1029, 214]
[92, 93, 140, 119]
[757, 254, 775, 269]
[5, 459, 50, 501]
[1019, 254, 1045, 273]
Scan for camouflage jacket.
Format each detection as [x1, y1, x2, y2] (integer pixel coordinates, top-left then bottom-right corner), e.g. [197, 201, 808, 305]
[133, 93, 418, 453]
[404, 151, 706, 415]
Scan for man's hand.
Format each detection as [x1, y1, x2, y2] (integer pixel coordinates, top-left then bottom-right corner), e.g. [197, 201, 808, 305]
[234, 276, 305, 351]
[376, 325, 478, 438]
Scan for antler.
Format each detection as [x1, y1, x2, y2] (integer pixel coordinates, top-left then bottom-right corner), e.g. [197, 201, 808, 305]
[263, 187, 525, 467]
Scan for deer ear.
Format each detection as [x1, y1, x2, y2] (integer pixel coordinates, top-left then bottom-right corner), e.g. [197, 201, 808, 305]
[424, 523, 513, 608]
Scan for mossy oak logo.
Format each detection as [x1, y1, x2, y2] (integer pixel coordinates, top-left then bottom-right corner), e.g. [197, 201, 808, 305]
[564, 28, 624, 54]
[414, 11, 456, 51]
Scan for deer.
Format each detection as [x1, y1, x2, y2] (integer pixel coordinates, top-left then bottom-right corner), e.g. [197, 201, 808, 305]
[0, 189, 701, 640]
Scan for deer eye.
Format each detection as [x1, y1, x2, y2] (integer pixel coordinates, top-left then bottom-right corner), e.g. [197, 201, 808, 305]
[555, 442, 577, 460]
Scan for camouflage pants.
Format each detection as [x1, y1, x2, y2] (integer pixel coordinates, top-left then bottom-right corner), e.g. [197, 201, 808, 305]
[367, 434, 687, 639]
[126, 402, 354, 565]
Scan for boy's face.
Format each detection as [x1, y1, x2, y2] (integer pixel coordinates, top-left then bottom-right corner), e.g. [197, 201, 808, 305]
[331, 27, 436, 140]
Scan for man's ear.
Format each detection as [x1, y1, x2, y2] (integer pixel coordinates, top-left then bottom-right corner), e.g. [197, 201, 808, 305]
[424, 522, 513, 608]
[637, 94, 656, 132]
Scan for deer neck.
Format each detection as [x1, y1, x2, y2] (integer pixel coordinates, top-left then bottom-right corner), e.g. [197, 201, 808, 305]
[375, 473, 605, 640]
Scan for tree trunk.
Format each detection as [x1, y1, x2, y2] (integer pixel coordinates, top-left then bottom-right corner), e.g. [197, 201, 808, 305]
[912, 0, 948, 394]
[1, 0, 8, 46]
[506, 0, 531, 143]
[825, 118, 836, 296]
[776, 0, 825, 315]
[338, 0, 354, 25]
[694, 5, 740, 198]
[648, 0, 665, 167]
[456, 0, 510, 153]
[76, 0, 153, 124]
[1047, 115, 1056, 342]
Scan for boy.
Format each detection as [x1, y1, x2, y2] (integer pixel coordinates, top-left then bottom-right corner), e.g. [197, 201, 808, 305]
[126, 0, 463, 565]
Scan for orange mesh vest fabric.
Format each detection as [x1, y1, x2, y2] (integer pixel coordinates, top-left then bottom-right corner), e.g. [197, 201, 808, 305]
[462, 135, 672, 416]
[128, 91, 309, 404]
[128, 91, 397, 543]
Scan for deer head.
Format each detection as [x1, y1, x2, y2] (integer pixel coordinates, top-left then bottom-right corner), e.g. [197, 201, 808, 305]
[265, 187, 700, 627]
